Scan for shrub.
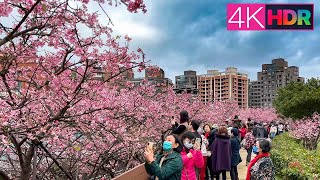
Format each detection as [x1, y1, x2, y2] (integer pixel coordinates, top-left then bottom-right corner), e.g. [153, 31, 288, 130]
[271, 133, 320, 179]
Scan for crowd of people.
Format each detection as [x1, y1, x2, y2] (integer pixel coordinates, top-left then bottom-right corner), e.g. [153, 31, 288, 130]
[144, 111, 289, 180]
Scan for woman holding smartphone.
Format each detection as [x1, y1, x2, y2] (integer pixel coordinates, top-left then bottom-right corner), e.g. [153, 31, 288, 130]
[144, 134, 183, 180]
[180, 132, 204, 180]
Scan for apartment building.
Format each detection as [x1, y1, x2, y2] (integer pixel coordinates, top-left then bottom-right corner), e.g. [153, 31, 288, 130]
[130, 66, 173, 91]
[197, 67, 249, 108]
[249, 58, 304, 108]
[174, 70, 198, 95]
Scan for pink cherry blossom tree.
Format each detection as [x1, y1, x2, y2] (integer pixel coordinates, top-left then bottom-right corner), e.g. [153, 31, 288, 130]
[239, 107, 278, 123]
[0, 0, 148, 179]
[291, 113, 320, 150]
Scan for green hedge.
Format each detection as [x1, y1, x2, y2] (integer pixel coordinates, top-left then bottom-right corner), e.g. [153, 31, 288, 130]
[271, 133, 320, 179]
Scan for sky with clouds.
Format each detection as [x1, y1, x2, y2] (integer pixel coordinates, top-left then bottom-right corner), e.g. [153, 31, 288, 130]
[99, 0, 319, 82]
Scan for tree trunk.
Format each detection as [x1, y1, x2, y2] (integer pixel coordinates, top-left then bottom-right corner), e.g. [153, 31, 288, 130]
[20, 168, 32, 180]
[20, 145, 35, 180]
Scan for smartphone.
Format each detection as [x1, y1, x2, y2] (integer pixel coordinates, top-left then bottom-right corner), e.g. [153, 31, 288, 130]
[147, 142, 155, 152]
[195, 138, 201, 144]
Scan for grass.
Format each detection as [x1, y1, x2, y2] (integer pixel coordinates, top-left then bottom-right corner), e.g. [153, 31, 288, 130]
[275, 175, 282, 180]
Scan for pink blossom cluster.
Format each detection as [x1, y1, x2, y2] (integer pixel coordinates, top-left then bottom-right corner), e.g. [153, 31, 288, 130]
[239, 107, 278, 123]
[126, 0, 147, 13]
[291, 113, 320, 140]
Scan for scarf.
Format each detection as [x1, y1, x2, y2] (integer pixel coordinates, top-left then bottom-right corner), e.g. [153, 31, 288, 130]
[205, 132, 210, 139]
[246, 152, 269, 180]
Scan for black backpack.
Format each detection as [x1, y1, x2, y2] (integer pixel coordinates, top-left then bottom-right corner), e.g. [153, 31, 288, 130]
[256, 127, 266, 139]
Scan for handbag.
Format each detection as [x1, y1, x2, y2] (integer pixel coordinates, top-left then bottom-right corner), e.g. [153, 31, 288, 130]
[240, 138, 247, 149]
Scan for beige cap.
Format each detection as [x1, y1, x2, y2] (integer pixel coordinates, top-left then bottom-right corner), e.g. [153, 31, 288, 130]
[212, 124, 219, 129]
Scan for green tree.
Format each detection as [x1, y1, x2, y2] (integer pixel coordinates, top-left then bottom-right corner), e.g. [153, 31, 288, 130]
[273, 78, 320, 119]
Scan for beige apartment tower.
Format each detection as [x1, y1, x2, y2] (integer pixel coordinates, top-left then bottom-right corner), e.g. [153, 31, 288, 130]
[197, 67, 249, 108]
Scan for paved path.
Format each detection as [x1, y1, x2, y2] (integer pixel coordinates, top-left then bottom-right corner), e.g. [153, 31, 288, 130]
[237, 148, 250, 180]
[225, 148, 251, 180]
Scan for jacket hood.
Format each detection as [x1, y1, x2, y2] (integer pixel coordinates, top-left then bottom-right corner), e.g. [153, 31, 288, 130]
[216, 134, 230, 144]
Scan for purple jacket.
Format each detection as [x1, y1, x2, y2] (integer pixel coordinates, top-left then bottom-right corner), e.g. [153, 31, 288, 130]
[210, 134, 232, 172]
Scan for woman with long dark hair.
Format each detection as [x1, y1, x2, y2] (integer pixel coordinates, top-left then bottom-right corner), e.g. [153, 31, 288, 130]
[172, 111, 190, 139]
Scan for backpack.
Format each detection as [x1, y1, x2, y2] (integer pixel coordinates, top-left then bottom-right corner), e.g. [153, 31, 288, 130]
[177, 122, 189, 140]
[256, 127, 266, 139]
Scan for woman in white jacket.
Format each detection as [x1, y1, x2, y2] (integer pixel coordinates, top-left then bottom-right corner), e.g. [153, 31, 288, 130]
[270, 124, 277, 139]
[198, 125, 211, 180]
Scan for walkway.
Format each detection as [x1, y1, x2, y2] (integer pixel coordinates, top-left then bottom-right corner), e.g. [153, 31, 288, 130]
[226, 148, 250, 180]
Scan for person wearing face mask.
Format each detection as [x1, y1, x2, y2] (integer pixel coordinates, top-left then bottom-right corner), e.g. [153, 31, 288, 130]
[198, 124, 210, 180]
[204, 124, 216, 180]
[144, 135, 183, 180]
[180, 132, 204, 180]
[246, 139, 275, 180]
[188, 120, 203, 179]
[189, 120, 202, 145]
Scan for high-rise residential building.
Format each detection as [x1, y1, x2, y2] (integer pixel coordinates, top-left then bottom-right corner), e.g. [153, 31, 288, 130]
[145, 66, 165, 78]
[94, 67, 134, 87]
[249, 58, 304, 108]
[174, 70, 198, 94]
[197, 67, 249, 108]
[248, 81, 262, 108]
[130, 66, 173, 91]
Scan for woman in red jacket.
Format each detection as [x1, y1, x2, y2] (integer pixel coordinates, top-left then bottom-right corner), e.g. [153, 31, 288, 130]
[239, 123, 247, 142]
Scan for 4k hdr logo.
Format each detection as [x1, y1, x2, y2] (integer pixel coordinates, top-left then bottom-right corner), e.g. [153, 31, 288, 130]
[227, 4, 314, 30]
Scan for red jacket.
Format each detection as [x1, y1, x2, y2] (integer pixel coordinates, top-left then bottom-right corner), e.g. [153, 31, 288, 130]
[239, 128, 247, 138]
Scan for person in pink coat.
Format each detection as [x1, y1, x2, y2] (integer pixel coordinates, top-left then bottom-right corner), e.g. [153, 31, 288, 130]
[180, 132, 204, 180]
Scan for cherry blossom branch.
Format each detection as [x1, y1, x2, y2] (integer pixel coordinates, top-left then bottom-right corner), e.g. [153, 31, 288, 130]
[98, 3, 114, 26]
[0, 0, 42, 46]
[38, 142, 73, 179]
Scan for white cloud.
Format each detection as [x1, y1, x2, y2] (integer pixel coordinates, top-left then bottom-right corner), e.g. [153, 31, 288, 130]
[89, 1, 165, 44]
[300, 63, 320, 78]
[237, 31, 255, 43]
[112, 21, 162, 42]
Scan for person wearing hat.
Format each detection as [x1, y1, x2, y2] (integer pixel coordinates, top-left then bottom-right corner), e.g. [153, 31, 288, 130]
[230, 128, 241, 180]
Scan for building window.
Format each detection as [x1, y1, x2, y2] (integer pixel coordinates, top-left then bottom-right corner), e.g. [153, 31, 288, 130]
[17, 81, 22, 90]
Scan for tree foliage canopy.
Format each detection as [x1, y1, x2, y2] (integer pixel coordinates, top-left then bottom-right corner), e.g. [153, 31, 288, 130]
[274, 78, 320, 119]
